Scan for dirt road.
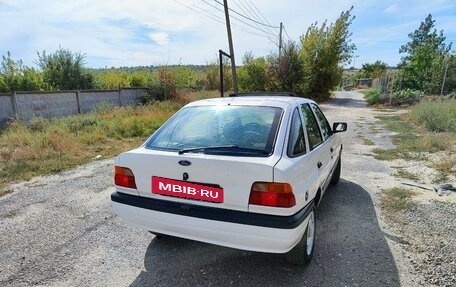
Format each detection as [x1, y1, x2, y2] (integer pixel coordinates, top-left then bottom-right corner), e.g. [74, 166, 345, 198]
[0, 91, 423, 286]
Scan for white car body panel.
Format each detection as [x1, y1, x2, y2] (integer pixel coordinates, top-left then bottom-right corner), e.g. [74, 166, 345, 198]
[112, 201, 309, 253]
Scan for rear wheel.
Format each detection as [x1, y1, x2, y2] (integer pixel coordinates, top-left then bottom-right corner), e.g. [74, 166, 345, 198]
[286, 207, 316, 265]
[330, 157, 341, 185]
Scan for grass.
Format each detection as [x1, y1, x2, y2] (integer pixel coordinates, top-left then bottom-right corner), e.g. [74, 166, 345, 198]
[362, 138, 375, 145]
[393, 169, 420, 182]
[373, 114, 456, 162]
[360, 89, 384, 105]
[0, 91, 218, 191]
[380, 187, 416, 213]
[431, 155, 456, 174]
[410, 98, 456, 133]
[432, 173, 450, 185]
[430, 155, 456, 184]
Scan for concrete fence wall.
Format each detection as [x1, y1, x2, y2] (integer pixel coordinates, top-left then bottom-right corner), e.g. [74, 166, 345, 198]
[0, 88, 149, 122]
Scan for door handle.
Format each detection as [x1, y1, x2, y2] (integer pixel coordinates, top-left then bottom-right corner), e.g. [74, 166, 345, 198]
[317, 161, 322, 169]
[330, 147, 334, 153]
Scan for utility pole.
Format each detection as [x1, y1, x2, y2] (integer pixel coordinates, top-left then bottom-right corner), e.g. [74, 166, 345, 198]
[223, 0, 238, 93]
[279, 22, 283, 58]
[440, 55, 450, 96]
[219, 49, 231, 97]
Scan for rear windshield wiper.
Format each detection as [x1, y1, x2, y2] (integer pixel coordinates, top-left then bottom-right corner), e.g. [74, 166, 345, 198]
[178, 145, 269, 155]
[178, 145, 239, 155]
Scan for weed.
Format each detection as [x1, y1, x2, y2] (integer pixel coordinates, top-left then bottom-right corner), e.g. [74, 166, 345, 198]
[431, 173, 449, 185]
[410, 99, 456, 133]
[431, 156, 456, 174]
[362, 138, 375, 145]
[393, 169, 420, 182]
[380, 187, 416, 213]
[361, 89, 383, 105]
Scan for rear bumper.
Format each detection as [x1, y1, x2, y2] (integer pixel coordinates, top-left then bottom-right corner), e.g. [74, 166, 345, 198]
[111, 192, 313, 253]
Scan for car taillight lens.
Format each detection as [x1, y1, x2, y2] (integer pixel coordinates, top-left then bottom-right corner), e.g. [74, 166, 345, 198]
[114, 166, 137, 189]
[249, 182, 295, 207]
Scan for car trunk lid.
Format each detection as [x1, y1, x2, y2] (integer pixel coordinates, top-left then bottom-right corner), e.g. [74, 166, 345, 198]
[117, 148, 281, 212]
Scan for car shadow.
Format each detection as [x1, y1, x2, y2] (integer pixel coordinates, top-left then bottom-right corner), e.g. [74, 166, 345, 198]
[129, 179, 399, 287]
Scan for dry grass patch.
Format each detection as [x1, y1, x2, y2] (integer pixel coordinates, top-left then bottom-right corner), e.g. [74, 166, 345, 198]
[380, 187, 417, 213]
[0, 90, 220, 191]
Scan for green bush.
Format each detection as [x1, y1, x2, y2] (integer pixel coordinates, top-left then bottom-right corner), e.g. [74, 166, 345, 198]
[393, 89, 422, 104]
[447, 92, 456, 100]
[362, 89, 382, 105]
[410, 99, 456, 132]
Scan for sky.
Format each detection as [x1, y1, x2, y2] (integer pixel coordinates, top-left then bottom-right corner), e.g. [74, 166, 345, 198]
[0, 0, 455, 69]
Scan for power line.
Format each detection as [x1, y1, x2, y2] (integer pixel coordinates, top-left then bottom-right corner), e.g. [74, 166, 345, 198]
[213, 0, 279, 29]
[199, 0, 275, 37]
[231, 0, 279, 48]
[232, 0, 264, 28]
[243, 0, 277, 35]
[174, 0, 274, 40]
[232, 0, 274, 36]
[282, 25, 291, 41]
[174, 0, 225, 25]
[247, 0, 273, 26]
[201, 0, 276, 35]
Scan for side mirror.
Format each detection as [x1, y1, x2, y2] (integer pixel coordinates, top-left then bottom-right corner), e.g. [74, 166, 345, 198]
[332, 122, 347, 133]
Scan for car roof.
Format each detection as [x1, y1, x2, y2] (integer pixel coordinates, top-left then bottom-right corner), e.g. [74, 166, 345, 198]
[186, 95, 316, 108]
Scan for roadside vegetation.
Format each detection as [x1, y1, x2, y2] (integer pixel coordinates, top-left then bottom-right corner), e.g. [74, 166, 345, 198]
[0, 91, 217, 194]
[373, 109, 455, 168]
[380, 187, 417, 213]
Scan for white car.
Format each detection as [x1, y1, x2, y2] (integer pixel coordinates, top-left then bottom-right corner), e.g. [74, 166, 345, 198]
[111, 93, 347, 265]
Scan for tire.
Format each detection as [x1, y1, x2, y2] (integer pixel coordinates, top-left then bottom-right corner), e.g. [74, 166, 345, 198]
[330, 157, 341, 185]
[286, 207, 316, 265]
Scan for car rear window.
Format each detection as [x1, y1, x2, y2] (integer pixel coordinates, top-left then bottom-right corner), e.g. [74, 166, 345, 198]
[145, 105, 283, 156]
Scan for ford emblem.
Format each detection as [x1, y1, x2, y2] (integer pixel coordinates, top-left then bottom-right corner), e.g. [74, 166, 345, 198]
[178, 160, 192, 166]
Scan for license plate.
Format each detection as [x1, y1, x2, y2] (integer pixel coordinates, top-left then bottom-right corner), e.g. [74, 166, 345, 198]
[152, 176, 223, 203]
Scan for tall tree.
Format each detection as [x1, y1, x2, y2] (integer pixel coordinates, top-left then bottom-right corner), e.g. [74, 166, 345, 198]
[399, 14, 453, 93]
[267, 41, 303, 92]
[299, 7, 356, 100]
[36, 47, 93, 90]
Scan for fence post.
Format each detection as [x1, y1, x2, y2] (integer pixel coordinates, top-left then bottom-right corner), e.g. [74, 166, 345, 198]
[118, 89, 122, 106]
[11, 92, 19, 120]
[76, 91, 81, 114]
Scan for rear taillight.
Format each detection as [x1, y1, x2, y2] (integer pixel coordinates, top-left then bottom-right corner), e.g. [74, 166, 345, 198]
[249, 182, 295, 207]
[114, 166, 137, 189]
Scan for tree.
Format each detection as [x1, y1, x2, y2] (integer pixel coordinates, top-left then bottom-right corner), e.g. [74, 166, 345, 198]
[399, 14, 453, 93]
[0, 51, 45, 92]
[36, 47, 93, 90]
[238, 52, 268, 91]
[299, 7, 356, 100]
[203, 56, 232, 91]
[357, 60, 388, 79]
[267, 41, 303, 92]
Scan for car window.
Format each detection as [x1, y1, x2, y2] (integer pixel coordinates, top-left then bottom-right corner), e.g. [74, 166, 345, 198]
[287, 108, 306, 157]
[300, 104, 323, 150]
[310, 103, 332, 141]
[145, 106, 283, 156]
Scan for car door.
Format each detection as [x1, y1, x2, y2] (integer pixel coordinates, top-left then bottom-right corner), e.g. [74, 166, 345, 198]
[309, 103, 338, 192]
[300, 104, 332, 195]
